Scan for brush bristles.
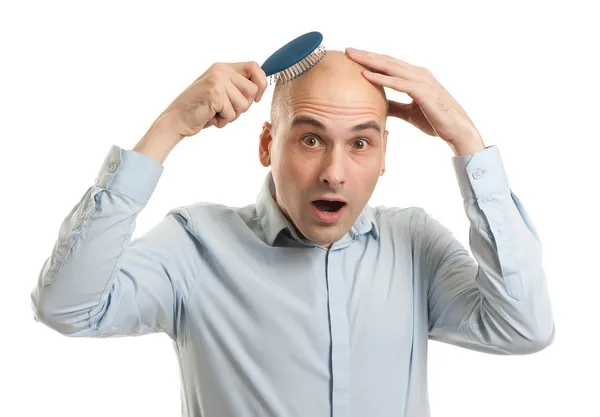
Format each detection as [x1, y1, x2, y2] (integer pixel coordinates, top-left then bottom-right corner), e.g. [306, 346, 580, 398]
[269, 44, 327, 86]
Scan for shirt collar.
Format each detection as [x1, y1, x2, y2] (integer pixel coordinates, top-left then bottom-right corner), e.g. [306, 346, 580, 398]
[256, 171, 380, 246]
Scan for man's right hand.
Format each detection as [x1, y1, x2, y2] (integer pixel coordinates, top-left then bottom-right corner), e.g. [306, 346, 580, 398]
[134, 61, 268, 164]
[164, 61, 268, 136]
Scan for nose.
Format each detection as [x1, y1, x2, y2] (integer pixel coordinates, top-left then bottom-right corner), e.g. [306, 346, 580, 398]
[319, 147, 347, 189]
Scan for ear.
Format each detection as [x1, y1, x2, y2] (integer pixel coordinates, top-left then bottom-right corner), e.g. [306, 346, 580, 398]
[259, 121, 273, 167]
[381, 129, 388, 175]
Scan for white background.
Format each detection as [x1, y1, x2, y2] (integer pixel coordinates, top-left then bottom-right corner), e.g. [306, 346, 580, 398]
[1, 0, 598, 415]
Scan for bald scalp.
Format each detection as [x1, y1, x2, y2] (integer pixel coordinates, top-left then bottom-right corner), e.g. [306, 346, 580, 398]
[269, 50, 389, 136]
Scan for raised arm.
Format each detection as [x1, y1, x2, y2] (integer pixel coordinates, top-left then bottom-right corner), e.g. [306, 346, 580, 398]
[422, 146, 555, 354]
[30, 146, 199, 339]
[31, 60, 268, 339]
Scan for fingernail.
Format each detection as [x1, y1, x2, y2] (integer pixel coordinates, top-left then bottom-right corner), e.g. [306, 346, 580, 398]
[347, 47, 362, 55]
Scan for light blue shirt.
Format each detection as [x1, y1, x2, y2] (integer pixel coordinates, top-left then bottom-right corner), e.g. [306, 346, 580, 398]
[31, 144, 554, 417]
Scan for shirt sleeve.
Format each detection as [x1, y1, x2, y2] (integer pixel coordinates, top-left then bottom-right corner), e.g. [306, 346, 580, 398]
[30, 145, 200, 340]
[422, 145, 555, 354]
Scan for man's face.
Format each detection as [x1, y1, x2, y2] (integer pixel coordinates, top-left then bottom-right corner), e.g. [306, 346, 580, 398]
[259, 51, 388, 247]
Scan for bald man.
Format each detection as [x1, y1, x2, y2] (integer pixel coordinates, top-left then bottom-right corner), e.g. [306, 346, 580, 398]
[31, 49, 554, 417]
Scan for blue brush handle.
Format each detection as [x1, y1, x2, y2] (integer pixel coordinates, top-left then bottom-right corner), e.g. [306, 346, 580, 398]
[261, 31, 323, 77]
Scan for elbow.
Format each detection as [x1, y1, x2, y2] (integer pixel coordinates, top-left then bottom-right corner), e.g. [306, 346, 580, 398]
[30, 288, 95, 337]
[30, 295, 74, 336]
[509, 322, 556, 355]
[529, 323, 556, 353]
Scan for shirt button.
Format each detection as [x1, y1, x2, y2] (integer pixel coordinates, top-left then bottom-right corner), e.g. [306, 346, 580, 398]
[472, 169, 483, 180]
[75, 220, 83, 229]
[108, 163, 117, 173]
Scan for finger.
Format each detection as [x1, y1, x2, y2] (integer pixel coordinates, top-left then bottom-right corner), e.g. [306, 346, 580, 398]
[387, 100, 411, 122]
[212, 86, 236, 128]
[346, 48, 419, 80]
[362, 70, 419, 96]
[230, 61, 268, 102]
[346, 48, 414, 69]
[230, 70, 259, 104]
[225, 78, 252, 116]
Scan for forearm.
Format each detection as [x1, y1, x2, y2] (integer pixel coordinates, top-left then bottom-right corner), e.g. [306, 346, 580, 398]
[427, 146, 555, 354]
[447, 132, 485, 157]
[30, 146, 164, 335]
[134, 112, 183, 165]
[458, 189, 553, 352]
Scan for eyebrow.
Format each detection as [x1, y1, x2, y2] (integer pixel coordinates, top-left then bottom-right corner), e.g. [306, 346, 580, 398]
[291, 115, 381, 134]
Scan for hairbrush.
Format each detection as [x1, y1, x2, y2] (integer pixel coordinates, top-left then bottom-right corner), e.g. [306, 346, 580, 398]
[261, 31, 327, 86]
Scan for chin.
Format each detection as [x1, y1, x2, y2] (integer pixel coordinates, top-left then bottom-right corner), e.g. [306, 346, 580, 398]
[301, 224, 349, 247]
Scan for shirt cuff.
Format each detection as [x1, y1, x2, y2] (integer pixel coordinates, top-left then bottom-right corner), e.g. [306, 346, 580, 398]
[452, 145, 510, 201]
[94, 145, 164, 206]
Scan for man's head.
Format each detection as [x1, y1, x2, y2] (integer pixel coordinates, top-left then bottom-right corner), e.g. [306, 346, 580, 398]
[259, 50, 389, 247]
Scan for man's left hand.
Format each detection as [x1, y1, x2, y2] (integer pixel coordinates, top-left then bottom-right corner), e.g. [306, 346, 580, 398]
[345, 47, 484, 152]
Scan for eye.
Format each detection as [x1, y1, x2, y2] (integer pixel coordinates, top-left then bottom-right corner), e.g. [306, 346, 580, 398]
[353, 138, 369, 150]
[301, 135, 321, 148]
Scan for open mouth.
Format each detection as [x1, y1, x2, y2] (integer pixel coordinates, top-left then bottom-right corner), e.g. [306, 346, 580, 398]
[312, 200, 347, 213]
